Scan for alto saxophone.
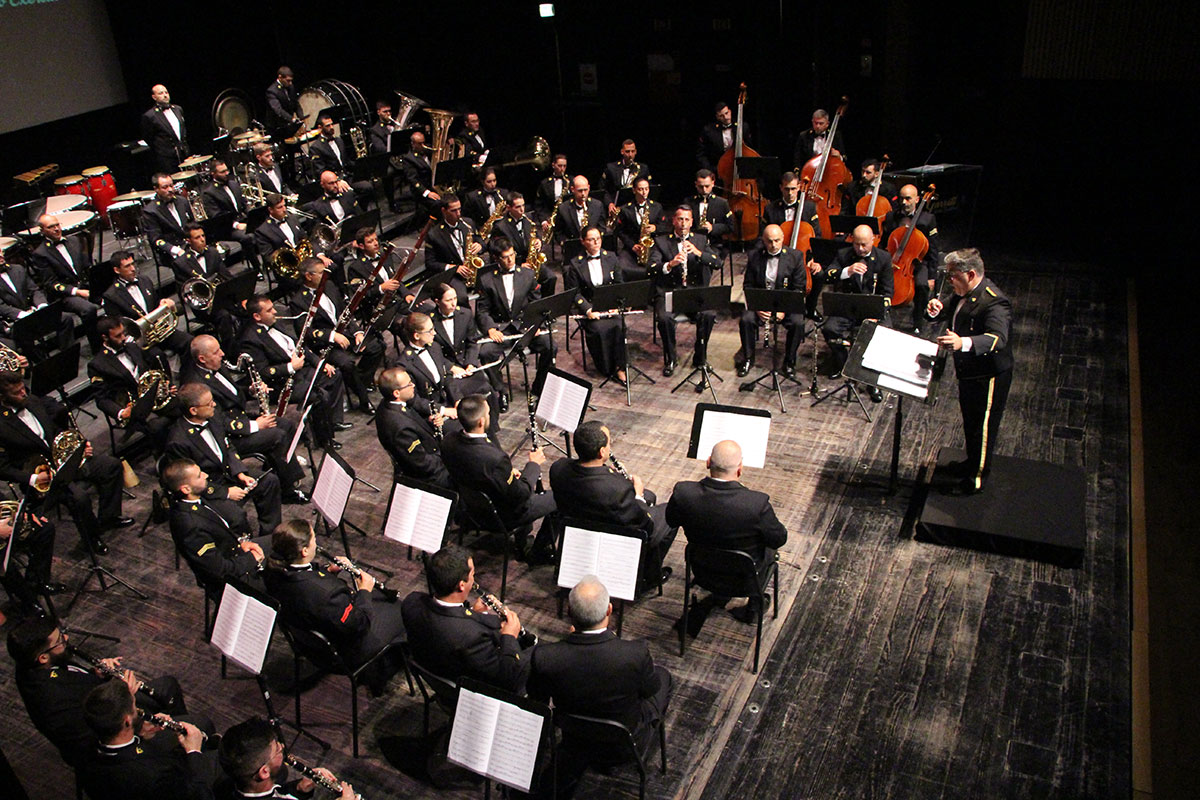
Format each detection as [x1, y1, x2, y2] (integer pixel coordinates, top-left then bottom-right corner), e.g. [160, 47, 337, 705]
[636, 210, 655, 267]
[350, 126, 368, 159]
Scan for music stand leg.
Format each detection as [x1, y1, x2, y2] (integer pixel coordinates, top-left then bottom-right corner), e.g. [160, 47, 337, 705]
[258, 673, 332, 754]
[598, 307, 654, 407]
[811, 379, 873, 422]
[889, 395, 903, 495]
[64, 536, 149, 613]
[672, 360, 722, 404]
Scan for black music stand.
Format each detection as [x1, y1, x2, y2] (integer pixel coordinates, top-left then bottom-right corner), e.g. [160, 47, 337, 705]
[336, 210, 381, 248]
[30, 342, 95, 421]
[212, 269, 257, 314]
[201, 211, 235, 245]
[590, 279, 655, 405]
[521, 288, 579, 392]
[668, 284, 730, 403]
[434, 156, 475, 191]
[353, 153, 391, 185]
[405, 266, 460, 311]
[808, 237, 843, 269]
[738, 288, 809, 411]
[811, 293, 890, 421]
[11, 300, 63, 358]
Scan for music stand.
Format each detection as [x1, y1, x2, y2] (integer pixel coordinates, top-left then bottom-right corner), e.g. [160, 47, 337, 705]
[738, 288, 809, 411]
[667, 284, 730, 403]
[30, 342, 95, 420]
[735, 156, 781, 200]
[590, 279, 655, 405]
[405, 266, 460, 311]
[521, 287, 579, 392]
[353, 152, 391, 185]
[11, 300, 63, 357]
[201, 211, 235, 245]
[211, 269, 257, 315]
[434, 155, 474, 190]
[829, 215, 880, 238]
[336, 210, 381, 248]
[811, 293, 889, 421]
[808, 237, 843, 269]
[448, 678, 554, 797]
[244, 205, 270, 235]
[508, 366, 590, 459]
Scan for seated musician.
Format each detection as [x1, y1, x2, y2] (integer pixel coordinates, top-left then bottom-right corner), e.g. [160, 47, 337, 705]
[686, 169, 733, 257]
[142, 173, 195, 261]
[454, 111, 489, 164]
[30, 213, 100, 350]
[376, 366, 453, 490]
[165, 383, 284, 537]
[7, 617, 188, 769]
[423, 194, 479, 307]
[161, 457, 265, 591]
[400, 543, 533, 693]
[399, 130, 441, 217]
[181, 335, 307, 502]
[462, 167, 508, 227]
[844, 158, 898, 215]
[564, 226, 626, 386]
[87, 316, 178, 446]
[309, 114, 374, 207]
[441, 394, 557, 560]
[0, 370, 132, 555]
[550, 176, 604, 244]
[102, 249, 191, 360]
[816, 224, 892, 401]
[488, 192, 555, 296]
[79, 678, 215, 800]
[476, 238, 556, 395]
[535, 153, 570, 222]
[287, 257, 383, 414]
[548, 420, 675, 589]
[172, 223, 238, 347]
[736, 225, 808, 378]
[881, 183, 941, 332]
[0, 502, 62, 617]
[614, 176, 666, 281]
[217, 717, 356, 799]
[762, 171, 822, 234]
[200, 160, 258, 268]
[390, 312, 497, 438]
[264, 519, 407, 696]
[601, 139, 652, 221]
[254, 193, 321, 297]
[237, 294, 348, 452]
[0, 250, 59, 351]
[305, 171, 363, 229]
[251, 144, 297, 198]
[649, 205, 720, 379]
[344, 227, 402, 316]
[428, 282, 507, 406]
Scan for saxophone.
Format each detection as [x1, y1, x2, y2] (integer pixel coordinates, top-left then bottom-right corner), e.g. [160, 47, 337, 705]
[350, 126, 368, 159]
[528, 220, 547, 269]
[464, 202, 504, 288]
[543, 194, 564, 244]
[636, 209, 655, 267]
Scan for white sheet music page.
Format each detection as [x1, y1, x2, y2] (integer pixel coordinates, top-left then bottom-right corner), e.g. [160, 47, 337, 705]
[488, 702, 544, 792]
[382, 483, 451, 553]
[285, 406, 311, 463]
[861, 324, 938, 388]
[312, 454, 353, 526]
[557, 526, 600, 589]
[536, 373, 588, 432]
[594, 532, 643, 601]
[448, 688, 499, 775]
[695, 410, 772, 468]
[210, 585, 276, 674]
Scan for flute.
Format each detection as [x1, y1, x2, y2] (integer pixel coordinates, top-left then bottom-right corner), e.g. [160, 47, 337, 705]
[473, 329, 550, 344]
[285, 753, 361, 799]
[137, 708, 207, 742]
[71, 646, 158, 700]
[316, 546, 398, 601]
[568, 309, 644, 320]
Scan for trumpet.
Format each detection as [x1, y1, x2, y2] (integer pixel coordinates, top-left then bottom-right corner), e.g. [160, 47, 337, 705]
[137, 708, 207, 742]
[285, 753, 361, 799]
[472, 582, 537, 648]
[316, 545, 398, 601]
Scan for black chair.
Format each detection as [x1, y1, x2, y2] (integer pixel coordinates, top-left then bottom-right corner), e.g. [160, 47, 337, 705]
[276, 620, 412, 757]
[406, 653, 460, 737]
[453, 483, 529, 600]
[681, 545, 779, 674]
[555, 711, 666, 800]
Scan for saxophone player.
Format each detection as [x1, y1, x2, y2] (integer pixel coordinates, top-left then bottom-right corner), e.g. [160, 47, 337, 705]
[535, 152, 570, 222]
[491, 192, 556, 295]
[462, 167, 509, 227]
[551, 176, 605, 243]
[686, 169, 734, 258]
[601, 139, 652, 220]
[564, 227, 626, 385]
[423, 195, 479, 307]
[614, 176, 665, 281]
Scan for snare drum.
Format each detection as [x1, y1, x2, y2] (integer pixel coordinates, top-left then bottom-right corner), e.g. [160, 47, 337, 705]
[54, 174, 88, 200]
[82, 166, 118, 219]
[44, 194, 88, 214]
[106, 200, 143, 238]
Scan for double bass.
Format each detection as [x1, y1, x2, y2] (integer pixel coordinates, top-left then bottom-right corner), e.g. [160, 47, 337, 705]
[800, 97, 852, 238]
[718, 83, 763, 243]
[887, 184, 936, 308]
[778, 177, 816, 293]
[856, 155, 892, 243]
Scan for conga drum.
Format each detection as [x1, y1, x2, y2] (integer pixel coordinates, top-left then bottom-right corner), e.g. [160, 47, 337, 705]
[53, 174, 88, 202]
[82, 166, 119, 220]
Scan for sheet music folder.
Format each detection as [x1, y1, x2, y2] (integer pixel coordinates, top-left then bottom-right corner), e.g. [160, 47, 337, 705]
[448, 677, 552, 794]
[844, 320, 946, 404]
[687, 403, 772, 469]
[210, 580, 279, 675]
[381, 476, 458, 554]
[556, 518, 644, 601]
[312, 449, 356, 527]
[536, 368, 592, 433]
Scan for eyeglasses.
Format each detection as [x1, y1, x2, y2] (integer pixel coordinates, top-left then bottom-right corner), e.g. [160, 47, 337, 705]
[36, 629, 67, 659]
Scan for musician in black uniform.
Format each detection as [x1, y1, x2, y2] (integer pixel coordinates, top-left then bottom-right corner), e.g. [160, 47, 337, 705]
[476, 239, 555, 395]
[200, 160, 258, 268]
[535, 153, 570, 222]
[344, 227, 401, 314]
[462, 167, 508, 227]
[401, 543, 533, 692]
[162, 458, 263, 590]
[817, 224, 892, 400]
[265, 519, 407, 693]
[489, 192, 555, 296]
[308, 114, 374, 207]
[103, 249, 191, 360]
[88, 316, 177, 445]
[0, 504, 60, 615]
[237, 295, 347, 451]
[614, 176, 666, 281]
[564, 226, 626, 384]
[288, 257, 383, 413]
[217, 717, 356, 799]
[454, 111, 488, 162]
[428, 282, 506, 403]
[7, 617, 187, 769]
[926, 248, 1013, 495]
[142, 173, 194, 261]
[181, 335, 307, 501]
[0, 253, 55, 351]
[254, 194, 315, 297]
[737, 224, 808, 377]
[687, 169, 734, 257]
[165, 383, 284, 536]
[399, 130, 441, 216]
[305, 171, 363, 229]
[601, 139, 652, 218]
[696, 100, 742, 173]
[369, 100, 405, 212]
[79, 678, 213, 800]
[549, 421, 676, 587]
[0, 371, 131, 554]
[440, 395, 557, 557]
[264, 67, 301, 142]
[251, 145, 297, 198]
[376, 366, 452, 489]
[172, 224, 236, 348]
[649, 206, 720, 378]
[552, 176, 605, 244]
[844, 158, 898, 214]
[793, 108, 845, 170]
[30, 213, 100, 350]
[140, 84, 188, 174]
[882, 183, 941, 332]
[762, 171, 822, 234]
[423, 194, 478, 306]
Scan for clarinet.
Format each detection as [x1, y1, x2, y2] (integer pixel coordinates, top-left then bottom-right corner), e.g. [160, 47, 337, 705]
[527, 392, 544, 494]
[315, 545, 398, 601]
[138, 708, 207, 742]
[362, 219, 433, 344]
[429, 400, 443, 441]
[285, 753, 362, 799]
[275, 269, 331, 417]
[70, 646, 158, 700]
[235, 354, 272, 415]
[608, 453, 631, 480]
[472, 582, 537, 647]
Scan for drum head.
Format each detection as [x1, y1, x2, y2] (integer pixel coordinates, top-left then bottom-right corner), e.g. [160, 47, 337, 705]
[45, 195, 88, 214]
[82, 166, 110, 177]
[213, 88, 255, 134]
[106, 201, 142, 235]
[54, 175, 85, 187]
[59, 209, 97, 234]
[299, 78, 369, 134]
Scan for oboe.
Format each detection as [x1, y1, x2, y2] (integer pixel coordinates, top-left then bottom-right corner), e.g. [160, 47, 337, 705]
[315, 545, 397, 601]
[138, 708, 207, 742]
[285, 753, 362, 799]
[70, 646, 158, 700]
[471, 583, 537, 647]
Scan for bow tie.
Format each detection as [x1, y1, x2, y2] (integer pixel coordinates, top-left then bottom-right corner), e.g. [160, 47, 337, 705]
[588, 255, 600, 261]
[814, 131, 827, 138]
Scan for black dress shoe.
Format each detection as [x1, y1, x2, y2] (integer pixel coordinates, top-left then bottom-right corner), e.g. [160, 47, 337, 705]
[101, 517, 135, 530]
[782, 363, 796, 378]
[325, 440, 342, 451]
[663, 358, 678, 377]
[941, 459, 972, 477]
[868, 386, 884, 403]
[358, 400, 375, 415]
[660, 566, 673, 583]
[944, 477, 983, 496]
[332, 421, 354, 431]
[695, 378, 709, 394]
[283, 489, 311, 505]
[807, 309, 824, 324]
[498, 394, 510, 413]
[39, 581, 68, 595]
[736, 361, 752, 377]
[91, 540, 110, 556]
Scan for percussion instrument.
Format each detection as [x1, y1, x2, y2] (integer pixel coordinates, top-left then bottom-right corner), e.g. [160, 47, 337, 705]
[82, 166, 118, 220]
[232, 130, 268, 148]
[53, 175, 88, 200]
[13, 163, 59, 188]
[106, 200, 144, 238]
[298, 79, 369, 134]
[212, 88, 255, 135]
[170, 170, 199, 187]
[0, 236, 17, 255]
[284, 128, 321, 145]
[111, 190, 155, 203]
[17, 209, 95, 240]
[179, 154, 213, 173]
[44, 194, 88, 215]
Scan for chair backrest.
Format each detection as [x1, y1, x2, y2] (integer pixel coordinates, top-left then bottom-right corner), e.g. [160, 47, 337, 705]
[280, 620, 350, 675]
[555, 711, 641, 766]
[455, 482, 507, 533]
[408, 654, 460, 702]
[685, 544, 760, 598]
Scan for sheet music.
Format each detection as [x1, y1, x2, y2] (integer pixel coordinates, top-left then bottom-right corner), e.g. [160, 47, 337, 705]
[447, 688, 542, 793]
[382, 483, 452, 553]
[312, 454, 353, 526]
[558, 527, 643, 601]
[536, 373, 588, 432]
[285, 406, 311, 463]
[877, 372, 930, 399]
[448, 689, 498, 775]
[695, 411, 771, 469]
[861, 325, 939, 388]
[210, 585, 276, 674]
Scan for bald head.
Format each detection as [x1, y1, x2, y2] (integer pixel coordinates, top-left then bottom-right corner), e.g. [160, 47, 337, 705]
[151, 85, 170, 105]
[37, 215, 62, 240]
[190, 334, 221, 369]
[708, 440, 743, 478]
[567, 575, 611, 630]
[762, 224, 784, 254]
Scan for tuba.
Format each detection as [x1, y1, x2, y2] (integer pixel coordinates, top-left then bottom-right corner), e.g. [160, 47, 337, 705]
[130, 303, 178, 347]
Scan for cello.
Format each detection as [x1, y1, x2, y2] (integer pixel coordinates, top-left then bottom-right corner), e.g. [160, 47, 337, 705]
[856, 155, 892, 243]
[718, 83, 763, 244]
[887, 184, 936, 308]
[778, 177, 816, 293]
[800, 97, 852, 238]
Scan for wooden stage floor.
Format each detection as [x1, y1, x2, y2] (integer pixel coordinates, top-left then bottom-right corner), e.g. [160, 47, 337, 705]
[0, 250, 1130, 799]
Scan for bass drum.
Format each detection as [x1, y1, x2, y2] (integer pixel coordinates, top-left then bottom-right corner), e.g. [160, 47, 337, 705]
[298, 79, 369, 135]
[212, 88, 255, 135]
